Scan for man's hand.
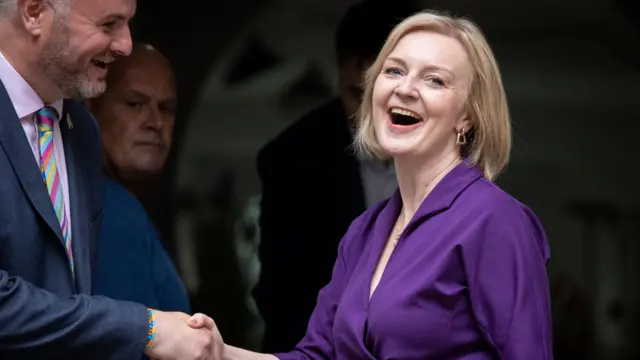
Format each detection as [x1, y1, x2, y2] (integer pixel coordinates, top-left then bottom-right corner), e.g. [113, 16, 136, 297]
[144, 310, 217, 360]
[188, 314, 278, 360]
[187, 313, 224, 360]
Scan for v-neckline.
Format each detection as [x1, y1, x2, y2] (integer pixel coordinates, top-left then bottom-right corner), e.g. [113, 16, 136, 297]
[368, 235, 400, 300]
[364, 193, 404, 306]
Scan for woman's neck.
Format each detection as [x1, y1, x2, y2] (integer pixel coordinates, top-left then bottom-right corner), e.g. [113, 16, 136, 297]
[394, 149, 462, 223]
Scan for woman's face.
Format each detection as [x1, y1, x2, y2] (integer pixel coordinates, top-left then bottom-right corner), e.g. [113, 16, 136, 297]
[371, 30, 473, 160]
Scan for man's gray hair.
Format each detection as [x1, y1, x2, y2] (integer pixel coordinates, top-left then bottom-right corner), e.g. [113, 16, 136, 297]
[0, 0, 69, 19]
[0, 0, 15, 18]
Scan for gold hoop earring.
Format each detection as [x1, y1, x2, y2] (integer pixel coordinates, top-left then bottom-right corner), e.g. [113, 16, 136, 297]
[456, 129, 467, 145]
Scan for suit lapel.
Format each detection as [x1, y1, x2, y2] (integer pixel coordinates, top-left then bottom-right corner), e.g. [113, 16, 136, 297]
[60, 101, 92, 293]
[0, 81, 65, 243]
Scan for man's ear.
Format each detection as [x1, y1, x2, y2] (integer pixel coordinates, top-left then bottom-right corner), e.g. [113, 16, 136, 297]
[17, 0, 49, 37]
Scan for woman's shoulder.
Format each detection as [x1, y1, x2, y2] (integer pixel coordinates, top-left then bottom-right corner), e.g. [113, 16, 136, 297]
[461, 177, 536, 222]
[338, 198, 393, 253]
[457, 178, 550, 261]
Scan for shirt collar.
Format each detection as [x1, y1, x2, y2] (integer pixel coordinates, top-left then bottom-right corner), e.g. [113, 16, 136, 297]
[0, 51, 63, 121]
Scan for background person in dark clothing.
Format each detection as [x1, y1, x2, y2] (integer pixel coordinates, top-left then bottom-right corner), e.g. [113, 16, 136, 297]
[253, 0, 419, 352]
[87, 43, 189, 315]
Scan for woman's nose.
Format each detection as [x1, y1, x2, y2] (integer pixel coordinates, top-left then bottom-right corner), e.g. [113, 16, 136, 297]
[393, 79, 418, 98]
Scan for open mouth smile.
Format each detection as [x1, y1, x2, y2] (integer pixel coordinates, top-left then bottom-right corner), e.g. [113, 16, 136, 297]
[91, 57, 114, 69]
[389, 107, 423, 126]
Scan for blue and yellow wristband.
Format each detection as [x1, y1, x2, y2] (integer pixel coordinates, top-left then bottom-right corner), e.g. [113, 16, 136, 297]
[146, 308, 156, 349]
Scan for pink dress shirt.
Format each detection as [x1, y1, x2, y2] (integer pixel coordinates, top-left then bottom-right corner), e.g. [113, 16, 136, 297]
[0, 51, 71, 236]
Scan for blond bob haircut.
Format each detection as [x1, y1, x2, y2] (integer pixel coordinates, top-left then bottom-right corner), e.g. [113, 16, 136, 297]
[354, 11, 511, 181]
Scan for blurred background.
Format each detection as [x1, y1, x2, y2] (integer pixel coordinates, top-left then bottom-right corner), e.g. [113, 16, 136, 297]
[125, 0, 640, 358]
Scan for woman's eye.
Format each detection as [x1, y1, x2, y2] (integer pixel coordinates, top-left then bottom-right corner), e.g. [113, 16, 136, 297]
[427, 77, 445, 87]
[383, 67, 402, 76]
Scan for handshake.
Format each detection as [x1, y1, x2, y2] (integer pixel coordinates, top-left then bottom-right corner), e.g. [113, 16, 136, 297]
[144, 310, 224, 360]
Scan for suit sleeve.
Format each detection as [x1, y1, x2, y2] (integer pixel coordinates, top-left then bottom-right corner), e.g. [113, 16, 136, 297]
[0, 270, 149, 359]
[462, 204, 553, 360]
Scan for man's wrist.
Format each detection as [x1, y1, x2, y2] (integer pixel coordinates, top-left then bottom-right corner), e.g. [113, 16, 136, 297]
[145, 308, 156, 349]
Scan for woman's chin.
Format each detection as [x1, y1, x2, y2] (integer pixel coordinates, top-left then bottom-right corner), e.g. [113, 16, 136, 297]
[376, 132, 424, 159]
[380, 145, 414, 158]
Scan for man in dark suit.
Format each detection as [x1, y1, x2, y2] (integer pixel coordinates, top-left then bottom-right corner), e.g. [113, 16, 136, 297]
[253, 0, 419, 352]
[0, 0, 216, 359]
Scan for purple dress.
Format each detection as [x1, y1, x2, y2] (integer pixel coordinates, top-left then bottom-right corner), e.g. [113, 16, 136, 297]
[275, 161, 553, 359]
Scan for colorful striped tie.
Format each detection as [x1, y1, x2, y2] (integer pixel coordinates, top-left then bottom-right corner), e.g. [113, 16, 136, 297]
[37, 106, 74, 276]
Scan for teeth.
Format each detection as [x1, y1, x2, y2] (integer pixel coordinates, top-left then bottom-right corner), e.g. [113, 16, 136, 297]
[390, 107, 421, 120]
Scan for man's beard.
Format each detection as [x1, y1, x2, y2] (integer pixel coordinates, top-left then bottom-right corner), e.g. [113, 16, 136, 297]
[38, 17, 106, 100]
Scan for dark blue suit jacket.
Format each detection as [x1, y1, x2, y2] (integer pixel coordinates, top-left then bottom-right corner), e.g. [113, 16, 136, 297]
[0, 80, 149, 359]
[254, 98, 367, 351]
[93, 176, 190, 313]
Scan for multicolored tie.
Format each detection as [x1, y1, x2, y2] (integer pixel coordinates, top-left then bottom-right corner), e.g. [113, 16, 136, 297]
[37, 106, 74, 276]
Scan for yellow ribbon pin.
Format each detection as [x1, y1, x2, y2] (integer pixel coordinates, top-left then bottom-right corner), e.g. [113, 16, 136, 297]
[66, 114, 73, 129]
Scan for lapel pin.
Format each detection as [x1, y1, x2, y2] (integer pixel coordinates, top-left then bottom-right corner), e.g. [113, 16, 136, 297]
[66, 114, 73, 130]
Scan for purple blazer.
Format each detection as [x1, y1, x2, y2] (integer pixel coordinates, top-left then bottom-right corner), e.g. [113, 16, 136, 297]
[275, 161, 553, 360]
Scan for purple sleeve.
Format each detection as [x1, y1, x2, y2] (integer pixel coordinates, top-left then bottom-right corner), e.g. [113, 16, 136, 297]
[273, 217, 365, 360]
[462, 203, 553, 360]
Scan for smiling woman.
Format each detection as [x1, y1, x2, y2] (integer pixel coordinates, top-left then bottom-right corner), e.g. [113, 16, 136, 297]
[356, 12, 511, 182]
[218, 10, 553, 360]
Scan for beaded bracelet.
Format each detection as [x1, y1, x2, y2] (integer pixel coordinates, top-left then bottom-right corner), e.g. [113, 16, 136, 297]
[146, 308, 156, 349]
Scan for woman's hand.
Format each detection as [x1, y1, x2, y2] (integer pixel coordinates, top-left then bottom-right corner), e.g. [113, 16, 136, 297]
[187, 314, 278, 360]
[187, 313, 224, 360]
